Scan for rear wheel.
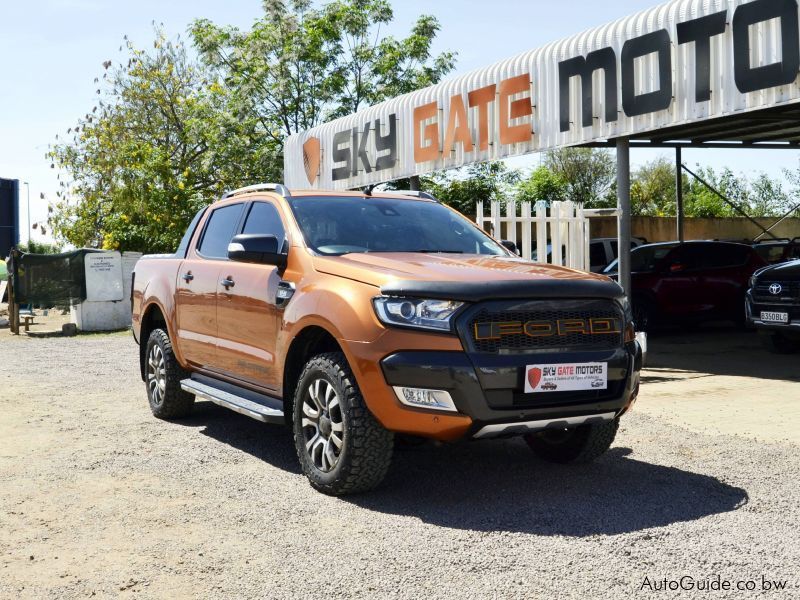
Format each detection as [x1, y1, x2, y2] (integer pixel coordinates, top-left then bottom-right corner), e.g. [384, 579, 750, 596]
[759, 331, 800, 354]
[292, 352, 394, 495]
[524, 419, 619, 464]
[144, 329, 194, 419]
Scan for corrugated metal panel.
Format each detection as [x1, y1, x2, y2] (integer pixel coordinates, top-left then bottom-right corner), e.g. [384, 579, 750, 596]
[285, 0, 800, 189]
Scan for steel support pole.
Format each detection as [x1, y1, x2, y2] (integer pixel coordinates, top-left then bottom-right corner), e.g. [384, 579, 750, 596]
[676, 147, 684, 243]
[409, 175, 420, 191]
[616, 138, 632, 296]
[23, 181, 30, 245]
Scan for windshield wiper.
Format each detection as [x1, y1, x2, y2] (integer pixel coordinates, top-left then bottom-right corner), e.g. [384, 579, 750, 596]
[412, 249, 464, 254]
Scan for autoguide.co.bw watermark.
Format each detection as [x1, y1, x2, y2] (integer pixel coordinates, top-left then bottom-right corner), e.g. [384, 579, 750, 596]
[640, 575, 790, 593]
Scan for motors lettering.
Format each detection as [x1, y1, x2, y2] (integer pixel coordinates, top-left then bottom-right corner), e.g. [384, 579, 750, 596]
[474, 318, 621, 340]
[559, 0, 800, 131]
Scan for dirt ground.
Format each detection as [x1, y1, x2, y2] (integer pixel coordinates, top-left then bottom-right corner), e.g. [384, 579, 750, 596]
[0, 326, 798, 599]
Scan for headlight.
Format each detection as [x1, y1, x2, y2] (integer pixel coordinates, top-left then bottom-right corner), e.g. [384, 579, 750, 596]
[373, 297, 463, 332]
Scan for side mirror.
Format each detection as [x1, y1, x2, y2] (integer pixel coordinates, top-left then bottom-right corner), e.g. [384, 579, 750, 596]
[228, 234, 287, 267]
[501, 240, 520, 256]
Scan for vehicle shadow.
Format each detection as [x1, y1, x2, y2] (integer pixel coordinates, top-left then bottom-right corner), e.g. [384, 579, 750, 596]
[644, 327, 800, 382]
[179, 402, 748, 537]
[180, 400, 301, 474]
[346, 440, 748, 536]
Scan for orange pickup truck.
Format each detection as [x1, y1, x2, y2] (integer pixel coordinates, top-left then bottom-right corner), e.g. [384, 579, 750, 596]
[132, 184, 642, 495]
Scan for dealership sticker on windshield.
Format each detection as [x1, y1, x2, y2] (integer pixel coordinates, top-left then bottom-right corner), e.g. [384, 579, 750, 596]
[525, 363, 607, 393]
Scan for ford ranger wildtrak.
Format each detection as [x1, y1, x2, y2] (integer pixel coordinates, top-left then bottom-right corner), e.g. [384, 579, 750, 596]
[131, 184, 642, 495]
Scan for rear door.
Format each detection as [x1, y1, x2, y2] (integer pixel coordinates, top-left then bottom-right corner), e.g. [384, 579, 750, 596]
[214, 200, 287, 391]
[175, 202, 245, 370]
[653, 244, 703, 316]
[694, 244, 753, 317]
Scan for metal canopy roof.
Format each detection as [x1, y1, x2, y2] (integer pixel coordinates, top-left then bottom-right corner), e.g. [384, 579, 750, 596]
[585, 104, 800, 149]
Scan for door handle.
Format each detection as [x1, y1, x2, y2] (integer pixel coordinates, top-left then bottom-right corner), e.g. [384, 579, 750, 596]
[182, 272, 194, 282]
[221, 277, 235, 290]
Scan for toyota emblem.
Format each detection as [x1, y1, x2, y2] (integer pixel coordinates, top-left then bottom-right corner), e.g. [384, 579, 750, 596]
[769, 283, 783, 295]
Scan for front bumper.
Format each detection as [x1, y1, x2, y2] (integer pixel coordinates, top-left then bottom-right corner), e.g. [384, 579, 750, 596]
[380, 342, 641, 439]
[745, 290, 800, 333]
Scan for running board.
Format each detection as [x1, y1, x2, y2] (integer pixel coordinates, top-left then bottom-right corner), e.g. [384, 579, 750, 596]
[473, 412, 616, 439]
[180, 378, 285, 425]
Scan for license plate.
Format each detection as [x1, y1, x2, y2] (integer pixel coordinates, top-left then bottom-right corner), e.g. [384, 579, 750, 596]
[524, 362, 607, 393]
[761, 311, 789, 324]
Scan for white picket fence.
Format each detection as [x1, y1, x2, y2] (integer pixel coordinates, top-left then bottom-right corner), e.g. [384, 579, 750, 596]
[476, 200, 591, 270]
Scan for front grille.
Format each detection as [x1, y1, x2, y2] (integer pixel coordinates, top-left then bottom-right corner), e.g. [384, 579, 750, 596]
[753, 280, 800, 303]
[462, 299, 624, 354]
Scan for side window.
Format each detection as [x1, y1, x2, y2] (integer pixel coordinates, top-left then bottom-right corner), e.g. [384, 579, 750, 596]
[589, 242, 607, 267]
[242, 202, 286, 247]
[704, 245, 749, 268]
[197, 203, 244, 258]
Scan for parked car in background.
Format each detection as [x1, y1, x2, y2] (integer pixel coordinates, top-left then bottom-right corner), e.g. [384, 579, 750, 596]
[746, 259, 800, 353]
[604, 241, 766, 330]
[531, 237, 646, 271]
[752, 238, 800, 265]
[589, 237, 647, 272]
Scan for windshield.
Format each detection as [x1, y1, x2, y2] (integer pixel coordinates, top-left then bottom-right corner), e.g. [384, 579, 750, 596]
[287, 196, 507, 256]
[603, 243, 678, 274]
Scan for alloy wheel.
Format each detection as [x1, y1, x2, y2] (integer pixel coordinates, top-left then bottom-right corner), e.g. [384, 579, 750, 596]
[301, 378, 344, 472]
[147, 343, 166, 406]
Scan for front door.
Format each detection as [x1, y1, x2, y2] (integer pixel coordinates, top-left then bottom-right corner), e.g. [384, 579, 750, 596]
[215, 200, 287, 391]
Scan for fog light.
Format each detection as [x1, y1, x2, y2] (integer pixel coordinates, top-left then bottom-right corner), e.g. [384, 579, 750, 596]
[392, 387, 457, 412]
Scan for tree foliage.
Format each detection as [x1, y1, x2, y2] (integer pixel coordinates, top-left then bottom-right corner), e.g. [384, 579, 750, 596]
[543, 148, 616, 208]
[51, 2, 454, 252]
[49, 30, 242, 252]
[417, 162, 520, 218]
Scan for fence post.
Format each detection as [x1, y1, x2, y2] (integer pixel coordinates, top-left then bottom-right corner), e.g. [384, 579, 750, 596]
[490, 201, 502, 240]
[476, 201, 484, 231]
[521, 202, 532, 260]
[535, 201, 547, 263]
[505, 200, 517, 247]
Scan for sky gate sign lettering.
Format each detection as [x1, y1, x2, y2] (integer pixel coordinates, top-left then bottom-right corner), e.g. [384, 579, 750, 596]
[285, 0, 800, 190]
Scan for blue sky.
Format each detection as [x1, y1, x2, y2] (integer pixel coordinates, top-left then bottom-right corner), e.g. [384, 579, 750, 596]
[2, 0, 799, 242]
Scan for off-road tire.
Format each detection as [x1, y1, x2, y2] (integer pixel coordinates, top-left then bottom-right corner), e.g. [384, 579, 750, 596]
[292, 352, 393, 495]
[145, 328, 194, 419]
[760, 331, 799, 354]
[524, 419, 619, 464]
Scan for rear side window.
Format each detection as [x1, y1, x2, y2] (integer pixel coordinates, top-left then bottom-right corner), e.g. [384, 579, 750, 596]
[197, 203, 244, 258]
[703, 244, 750, 268]
[242, 202, 286, 243]
[589, 242, 606, 267]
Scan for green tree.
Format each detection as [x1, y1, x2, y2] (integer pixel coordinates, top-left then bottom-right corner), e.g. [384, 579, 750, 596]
[630, 157, 681, 217]
[416, 162, 520, 218]
[191, 0, 455, 143]
[544, 148, 615, 208]
[49, 30, 250, 252]
[516, 165, 567, 204]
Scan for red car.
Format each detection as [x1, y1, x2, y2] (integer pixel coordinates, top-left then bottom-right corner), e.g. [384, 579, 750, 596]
[604, 241, 767, 330]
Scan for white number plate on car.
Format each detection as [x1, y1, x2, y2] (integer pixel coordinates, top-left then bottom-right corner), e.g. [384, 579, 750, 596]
[524, 363, 607, 393]
[761, 311, 789, 324]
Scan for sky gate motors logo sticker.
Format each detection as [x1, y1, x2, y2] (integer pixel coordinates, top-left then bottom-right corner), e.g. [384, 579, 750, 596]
[525, 363, 608, 394]
[559, 0, 800, 131]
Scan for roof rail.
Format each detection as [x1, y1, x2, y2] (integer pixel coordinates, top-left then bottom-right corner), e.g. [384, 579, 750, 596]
[222, 183, 291, 200]
[391, 190, 438, 202]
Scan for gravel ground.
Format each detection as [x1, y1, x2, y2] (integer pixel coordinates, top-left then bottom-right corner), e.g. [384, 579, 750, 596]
[1, 331, 798, 599]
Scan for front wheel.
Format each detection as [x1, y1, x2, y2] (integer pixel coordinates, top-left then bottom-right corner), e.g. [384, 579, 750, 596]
[292, 352, 394, 495]
[524, 419, 619, 464]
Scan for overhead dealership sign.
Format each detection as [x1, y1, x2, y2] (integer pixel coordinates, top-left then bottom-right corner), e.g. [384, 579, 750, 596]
[285, 0, 800, 189]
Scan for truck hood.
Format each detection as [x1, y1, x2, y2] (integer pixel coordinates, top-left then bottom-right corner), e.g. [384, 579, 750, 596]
[756, 259, 800, 281]
[313, 253, 624, 301]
